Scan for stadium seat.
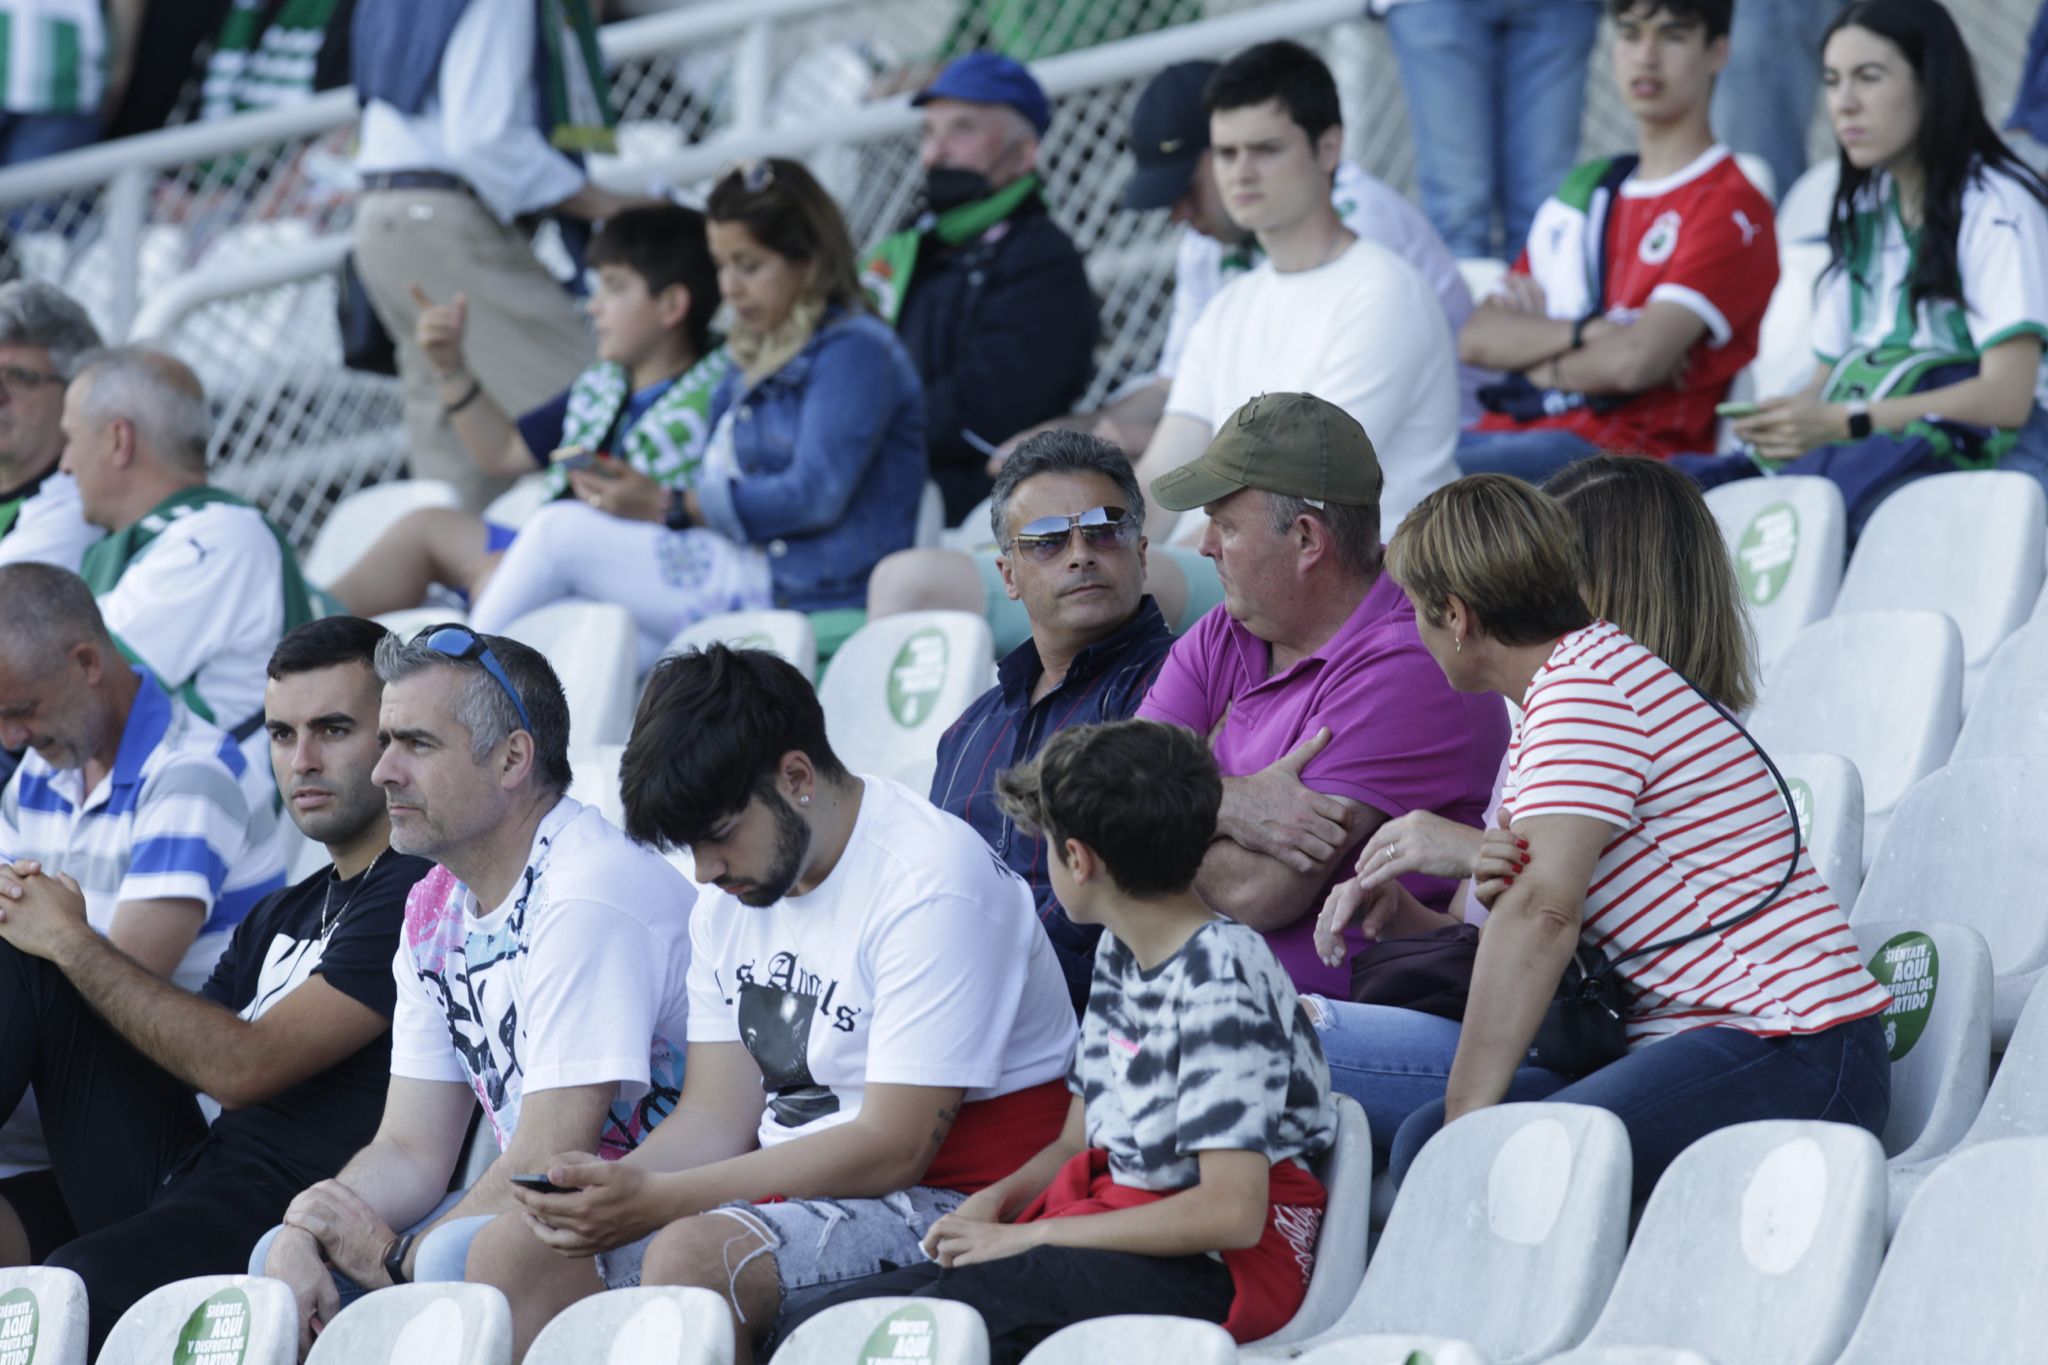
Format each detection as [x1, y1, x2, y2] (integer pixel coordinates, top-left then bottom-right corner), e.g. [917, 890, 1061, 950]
[662, 609, 820, 680]
[1774, 160, 1838, 246]
[1852, 920, 1992, 1168]
[566, 744, 627, 828]
[0, 1266, 88, 1365]
[302, 479, 462, 587]
[1951, 618, 2048, 762]
[1455, 258, 1508, 303]
[1531, 1351, 1712, 1365]
[1703, 475, 1845, 671]
[99, 1275, 297, 1365]
[304, 1283, 511, 1365]
[1771, 751, 1863, 912]
[916, 480, 946, 548]
[482, 476, 552, 531]
[1831, 1138, 2048, 1365]
[1543, 1121, 1884, 1365]
[499, 602, 641, 746]
[373, 607, 466, 641]
[1749, 610, 1961, 862]
[816, 612, 996, 785]
[1291, 1336, 1491, 1364]
[1281, 1104, 1629, 1364]
[1851, 758, 2048, 1047]
[1020, 1316, 1235, 1364]
[1887, 969, 2048, 1232]
[1832, 471, 2047, 705]
[1248, 1096, 1371, 1347]
[774, 1298, 989, 1365]
[526, 1287, 736, 1365]
[1745, 240, 1832, 402]
[1733, 151, 1777, 203]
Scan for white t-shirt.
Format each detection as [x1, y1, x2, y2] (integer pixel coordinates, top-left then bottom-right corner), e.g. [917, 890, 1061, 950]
[1165, 236, 1462, 534]
[389, 797, 696, 1156]
[685, 776, 1076, 1151]
[0, 471, 102, 573]
[1813, 163, 2048, 408]
[1161, 160, 1483, 422]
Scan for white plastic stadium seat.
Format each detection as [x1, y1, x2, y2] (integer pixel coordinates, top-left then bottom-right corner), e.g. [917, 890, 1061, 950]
[1851, 758, 2048, 1048]
[817, 612, 995, 786]
[481, 475, 552, 531]
[305, 1283, 511, 1365]
[1774, 160, 1838, 247]
[1021, 1316, 1235, 1365]
[662, 609, 819, 680]
[1284, 1104, 1629, 1364]
[526, 1287, 737, 1365]
[916, 480, 947, 548]
[1733, 151, 1777, 203]
[499, 602, 640, 746]
[302, 479, 461, 587]
[1952, 618, 2048, 762]
[1833, 471, 2047, 704]
[1703, 475, 1845, 671]
[1292, 1336, 1492, 1365]
[373, 607, 466, 642]
[1852, 920, 1992, 1168]
[1770, 751, 1864, 911]
[1248, 1096, 1370, 1346]
[99, 1275, 296, 1365]
[1455, 258, 1509, 303]
[566, 744, 627, 829]
[1749, 610, 1960, 861]
[0, 1266, 88, 1365]
[1832, 1138, 2048, 1365]
[1888, 972, 2048, 1233]
[774, 1298, 990, 1365]
[1544, 1121, 1884, 1365]
[1744, 240, 1832, 403]
[1528, 1351, 1711, 1365]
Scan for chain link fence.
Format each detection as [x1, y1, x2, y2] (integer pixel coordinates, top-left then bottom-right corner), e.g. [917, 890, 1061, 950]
[0, 0, 2037, 549]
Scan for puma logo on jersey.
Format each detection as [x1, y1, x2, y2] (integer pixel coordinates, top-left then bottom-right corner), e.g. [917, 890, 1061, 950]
[1732, 209, 1761, 246]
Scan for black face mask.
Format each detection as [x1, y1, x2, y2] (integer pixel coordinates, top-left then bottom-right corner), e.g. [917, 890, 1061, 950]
[923, 165, 995, 214]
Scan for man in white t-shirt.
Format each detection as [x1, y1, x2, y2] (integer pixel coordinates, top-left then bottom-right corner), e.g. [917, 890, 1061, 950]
[256, 627, 694, 1355]
[0, 283, 104, 577]
[465, 645, 1077, 1359]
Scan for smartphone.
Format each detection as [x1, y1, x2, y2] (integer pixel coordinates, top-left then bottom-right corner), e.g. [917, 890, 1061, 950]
[548, 445, 619, 477]
[510, 1173, 573, 1194]
[1715, 401, 1760, 419]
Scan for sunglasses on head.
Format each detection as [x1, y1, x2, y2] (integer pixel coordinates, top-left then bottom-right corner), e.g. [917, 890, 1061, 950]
[1007, 505, 1138, 562]
[416, 623, 534, 733]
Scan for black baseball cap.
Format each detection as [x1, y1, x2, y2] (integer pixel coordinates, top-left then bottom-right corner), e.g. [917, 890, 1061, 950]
[1120, 61, 1218, 211]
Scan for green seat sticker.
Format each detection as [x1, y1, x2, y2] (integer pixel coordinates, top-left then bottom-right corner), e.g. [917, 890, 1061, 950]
[1869, 930, 1938, 1061]
[859, 1303, 939, 1362]
[176, 1287, 250, 1364]
[0, 1287, 39, 1365]
[1736, 502, 1800, 606]
[887, 629, 949, 728]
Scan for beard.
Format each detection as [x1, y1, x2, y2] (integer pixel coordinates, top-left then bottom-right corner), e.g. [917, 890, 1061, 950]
[734, 796, 812, 907]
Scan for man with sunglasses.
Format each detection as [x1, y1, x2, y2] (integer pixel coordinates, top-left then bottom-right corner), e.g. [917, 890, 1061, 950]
[255, 624, 694, 1354]
[928, 431, 1174, 1010]
[0, 283, 104, 579]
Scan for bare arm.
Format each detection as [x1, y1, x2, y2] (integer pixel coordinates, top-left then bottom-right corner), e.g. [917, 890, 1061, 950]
[1197, 802, 1386, 933]
[104, 897, 204, 980]
[1129, 413, 1215, 543]
[408, 285, 541, 479]
[1459, 303, 1581, 372]
[1542, 302, 1708, 396]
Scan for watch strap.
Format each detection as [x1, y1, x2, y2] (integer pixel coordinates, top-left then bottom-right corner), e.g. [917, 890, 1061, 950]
[1846, 400, 1873, 441]
[383, 1229, 419, 1285]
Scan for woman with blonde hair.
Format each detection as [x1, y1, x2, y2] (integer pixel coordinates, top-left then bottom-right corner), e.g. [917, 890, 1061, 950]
[1326, 474, 1888, 1197]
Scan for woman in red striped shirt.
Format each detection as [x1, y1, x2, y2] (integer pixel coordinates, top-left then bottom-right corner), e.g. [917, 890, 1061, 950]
[1348, 473, 1891, 1199]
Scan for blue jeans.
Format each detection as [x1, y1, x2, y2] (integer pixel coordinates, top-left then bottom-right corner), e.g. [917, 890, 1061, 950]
[247, 1191, 493, 1306]
[1455, 425, 1604, 483]
[0, 111, 99, 167]
[1710, 0, 1834, 206]
[1385, 0, 1603, 259]
[1390, 1014, 1892, 1203]
[1307, 996, 1570, 1167]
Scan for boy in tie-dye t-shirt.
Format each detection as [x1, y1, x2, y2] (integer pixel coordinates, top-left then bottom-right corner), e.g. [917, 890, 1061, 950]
[785, 720, 1335, 1362]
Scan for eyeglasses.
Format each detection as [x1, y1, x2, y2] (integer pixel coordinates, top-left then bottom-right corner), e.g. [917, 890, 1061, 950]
[722, 158, 775, 193]
[416, 624, 533, 733]
[0, 365, 64, 398]
[1006, 506, 1138, 562]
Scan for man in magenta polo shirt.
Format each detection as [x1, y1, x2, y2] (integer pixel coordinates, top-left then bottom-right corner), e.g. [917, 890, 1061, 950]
[1136, 392, 1507, 998]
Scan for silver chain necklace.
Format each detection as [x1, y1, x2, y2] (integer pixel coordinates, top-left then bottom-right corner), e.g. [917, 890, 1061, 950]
[321, 848, 387, 938]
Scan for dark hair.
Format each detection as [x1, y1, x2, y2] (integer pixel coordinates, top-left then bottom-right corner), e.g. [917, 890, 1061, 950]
[372, 629, 575, 797]
[1606, 0, 1733, 41]
[705, 158, 866, 314]
[588, 204, 723, 356]
[267, 616, 390, 681]
[995, 720, 1219, 898]
[1204, 40, 1341, 146]
[1823, 1, 2048, 317]
[1266, 492, 1381, 579]
[989, 429, 1145, 544]
[621, 645, 850, 850]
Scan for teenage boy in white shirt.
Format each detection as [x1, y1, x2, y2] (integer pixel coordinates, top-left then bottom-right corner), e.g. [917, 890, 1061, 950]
[466, 645, 1077, 1360]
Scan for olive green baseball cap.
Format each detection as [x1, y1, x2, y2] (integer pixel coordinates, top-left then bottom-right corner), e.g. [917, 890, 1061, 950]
[1150, 392, 1383, 512]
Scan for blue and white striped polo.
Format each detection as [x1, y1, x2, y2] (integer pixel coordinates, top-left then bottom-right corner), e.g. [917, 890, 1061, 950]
[0, 667, 288, 989]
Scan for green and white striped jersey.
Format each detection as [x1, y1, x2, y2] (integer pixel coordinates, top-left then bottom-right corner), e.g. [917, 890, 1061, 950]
[0, 0, 105, 115]
[1815, 163, 2048, 408]
[199, 0, 338, 121]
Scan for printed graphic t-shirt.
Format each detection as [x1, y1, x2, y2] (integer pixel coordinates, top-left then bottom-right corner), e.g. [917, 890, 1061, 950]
[685, 776, 1077, 1187]
[389, 798, 696, 1157]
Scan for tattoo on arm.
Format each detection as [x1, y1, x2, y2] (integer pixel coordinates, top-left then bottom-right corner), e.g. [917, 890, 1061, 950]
[929, 1104, 960, 1150]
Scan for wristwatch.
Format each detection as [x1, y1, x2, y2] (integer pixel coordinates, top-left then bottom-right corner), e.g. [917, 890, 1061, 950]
[382, 1230, 418, 1286]
[664, 487, 694, 532]
[1845, 399, 1873, 441]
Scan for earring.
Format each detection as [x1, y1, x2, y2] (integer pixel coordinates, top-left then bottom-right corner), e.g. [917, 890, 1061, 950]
[799, 794, 811, 805]
[1455, 637, 1463, 654]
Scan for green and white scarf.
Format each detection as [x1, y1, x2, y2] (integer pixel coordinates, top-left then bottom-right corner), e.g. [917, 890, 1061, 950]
[547, 348, 732, 497]
[860, 173, 1042, 325]
[540, 0, 615, 154]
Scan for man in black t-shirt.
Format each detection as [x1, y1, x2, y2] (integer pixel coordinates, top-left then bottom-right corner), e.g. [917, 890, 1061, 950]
[0, 617, 430, 1354]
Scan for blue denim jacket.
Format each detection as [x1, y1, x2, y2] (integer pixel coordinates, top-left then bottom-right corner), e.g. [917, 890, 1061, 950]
[695, 308, 927, 611]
